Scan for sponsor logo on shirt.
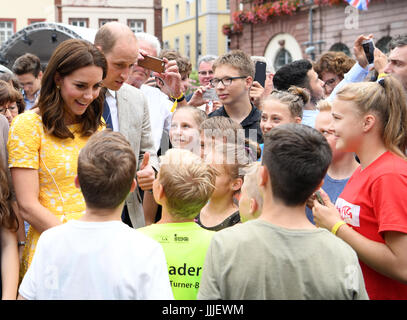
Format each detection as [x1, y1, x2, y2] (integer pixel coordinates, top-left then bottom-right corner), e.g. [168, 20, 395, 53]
[159, 235, 169, 243]
[335, 198, 360, 227]
[174, 234, 189, 242]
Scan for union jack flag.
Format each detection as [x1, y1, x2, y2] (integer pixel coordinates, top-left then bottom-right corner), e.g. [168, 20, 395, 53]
[344, 0, 370, 10]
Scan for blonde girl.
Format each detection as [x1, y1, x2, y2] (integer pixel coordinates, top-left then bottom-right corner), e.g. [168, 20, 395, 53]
[313, 76, 407, 300]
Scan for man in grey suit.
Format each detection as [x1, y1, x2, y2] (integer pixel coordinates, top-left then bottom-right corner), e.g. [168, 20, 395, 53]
[94, 22, 169, 228]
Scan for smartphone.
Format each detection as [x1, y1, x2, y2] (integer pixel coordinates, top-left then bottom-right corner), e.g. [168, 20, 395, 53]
[315, 191, 325, 206]
[202, 88, 218, 101]
[362, 39, 375, 64]
[254, 61, 267, 88]
[137, 55, 165, 73]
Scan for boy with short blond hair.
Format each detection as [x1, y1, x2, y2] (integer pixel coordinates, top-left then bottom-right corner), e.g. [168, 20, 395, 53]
[18, 131, 173, 300]
[239, 162, 263, 222]
[139, 148, 217, 300]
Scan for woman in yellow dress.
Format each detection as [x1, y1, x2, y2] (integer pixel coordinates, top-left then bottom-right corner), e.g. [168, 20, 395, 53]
[7, 39, 107, 278]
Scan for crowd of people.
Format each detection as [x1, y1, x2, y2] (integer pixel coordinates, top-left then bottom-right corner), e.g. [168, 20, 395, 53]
[0, 20, 407, 300]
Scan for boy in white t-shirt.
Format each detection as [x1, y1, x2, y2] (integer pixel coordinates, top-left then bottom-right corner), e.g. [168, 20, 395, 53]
[18, 130, 173, 300]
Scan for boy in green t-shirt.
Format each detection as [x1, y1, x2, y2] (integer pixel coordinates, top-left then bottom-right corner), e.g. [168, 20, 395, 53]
[139, 148, 217, 300]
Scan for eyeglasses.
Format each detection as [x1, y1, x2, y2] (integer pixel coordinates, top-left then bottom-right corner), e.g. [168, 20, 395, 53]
[198, 70, 213, 76]
[210, 76, 247, 87]
[0, 103, 18, 115]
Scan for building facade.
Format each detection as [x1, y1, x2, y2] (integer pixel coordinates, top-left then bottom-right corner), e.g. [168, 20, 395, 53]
[0, 0, 162, 47]
[57, 0, 162, 40]
[226, 0, 407, 74]
[0, 0, 55, 46]
[162, 0, 230, 68]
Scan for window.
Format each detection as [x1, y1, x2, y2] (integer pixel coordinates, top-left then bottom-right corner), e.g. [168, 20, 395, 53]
[175, 37, 180, 52]
[226, 36, 231, 51]
[163, 40, 170, 50]
[226, 0, 230, 10]
[128, 19, 145, 33]
[98, 19, 118, 28]
[0, 20, 15, 45]
[165, 8, 169, 24]
[185, 35, 191, 59]
[175, 4, 180, 20]
[198, 32, 202, 56]
[329, 42, 351, 56]
[274, 48, 292, 71]
[69, 18, 88, 28]
[186, 1, 191, 17]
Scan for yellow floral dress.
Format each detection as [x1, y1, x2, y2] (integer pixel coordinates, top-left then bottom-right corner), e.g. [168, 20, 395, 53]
[7, 111, 103, 279]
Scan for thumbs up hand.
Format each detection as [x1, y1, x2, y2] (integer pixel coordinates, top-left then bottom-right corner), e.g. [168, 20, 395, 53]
[139, 152, 150, 171]
[136, 152, 155, 191]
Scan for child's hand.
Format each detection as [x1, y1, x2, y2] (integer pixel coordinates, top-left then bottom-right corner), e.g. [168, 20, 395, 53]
[136, 152, 155, 191]
[312, 189, 342, 230]
[305, 192, 316, 210]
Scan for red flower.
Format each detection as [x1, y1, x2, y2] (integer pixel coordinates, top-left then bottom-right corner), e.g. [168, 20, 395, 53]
[228, 0, 349, 35]
[247, 10, 256, 23]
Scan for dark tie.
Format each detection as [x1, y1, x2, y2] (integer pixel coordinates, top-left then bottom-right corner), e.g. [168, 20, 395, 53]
[103, 100, 113, 130]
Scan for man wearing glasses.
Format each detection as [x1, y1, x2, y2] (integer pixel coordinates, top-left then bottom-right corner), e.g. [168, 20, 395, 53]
[186, 55, 218, 110]
[0, 80, 24, 125]
[314, 51, 355, 96]
[207, 50, 263, 145]
[197, 55, 217, 86]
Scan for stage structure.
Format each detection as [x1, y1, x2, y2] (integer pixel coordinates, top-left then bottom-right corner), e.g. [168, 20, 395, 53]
[0, 22, 97, 70]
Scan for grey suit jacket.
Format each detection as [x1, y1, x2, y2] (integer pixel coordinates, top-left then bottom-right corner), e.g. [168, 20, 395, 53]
[116, 83, 159, 228]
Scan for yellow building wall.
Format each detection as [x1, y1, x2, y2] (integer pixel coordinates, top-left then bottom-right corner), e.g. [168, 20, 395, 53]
[162, 0, 230, 69]
[217, 14, 230, 58]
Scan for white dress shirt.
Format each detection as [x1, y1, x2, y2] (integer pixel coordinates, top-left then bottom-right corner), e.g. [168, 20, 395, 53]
[140, 84, 173, 152]
[105, 89, 120, 132]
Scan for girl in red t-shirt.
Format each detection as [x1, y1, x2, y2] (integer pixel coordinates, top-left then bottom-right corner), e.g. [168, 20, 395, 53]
[313, 75, 407, 299]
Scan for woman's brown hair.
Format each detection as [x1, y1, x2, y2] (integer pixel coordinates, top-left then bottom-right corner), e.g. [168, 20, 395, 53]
[38, 39, 107, 139]
[0, 158, 18, 231]
[314, 51, 355, 80]
[336, 76, 407, 159]
[0, 79, 24, 113]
